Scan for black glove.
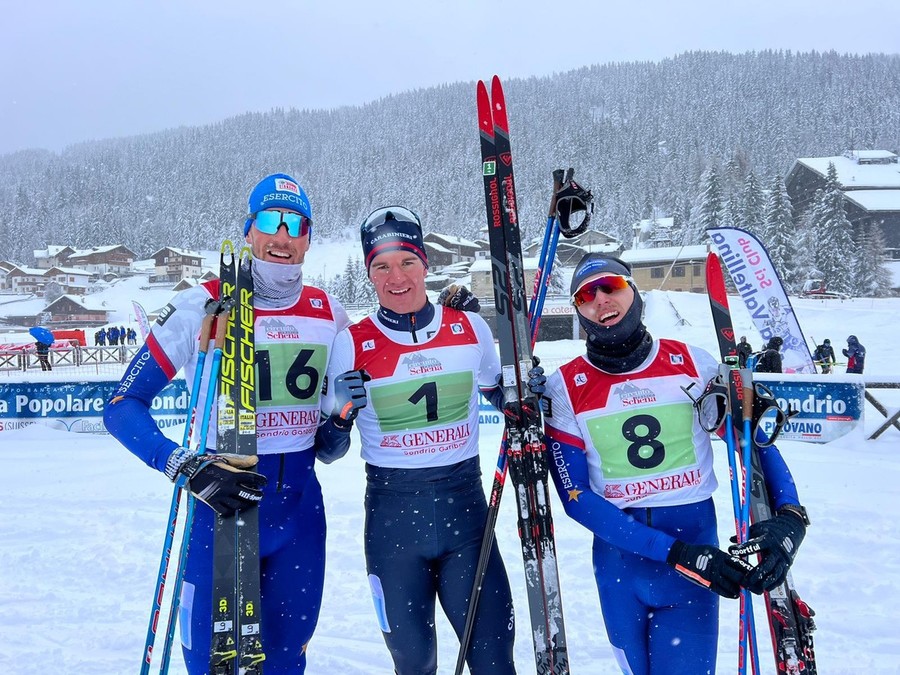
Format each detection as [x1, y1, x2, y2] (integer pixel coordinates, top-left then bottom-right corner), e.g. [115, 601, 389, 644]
[331, 369, 371, 428]
[437, 284, 481, 313]
[526, 360, 546, 397]
[167, 449, 267, 517]
[667, 540, 753, 599]
[730, 508, 807, 594]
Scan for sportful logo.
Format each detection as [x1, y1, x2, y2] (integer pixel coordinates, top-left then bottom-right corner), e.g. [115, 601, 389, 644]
[274, 179, 300, 194]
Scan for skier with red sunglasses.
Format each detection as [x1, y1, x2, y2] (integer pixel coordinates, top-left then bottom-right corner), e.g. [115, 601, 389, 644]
[542, 253, 807, 675]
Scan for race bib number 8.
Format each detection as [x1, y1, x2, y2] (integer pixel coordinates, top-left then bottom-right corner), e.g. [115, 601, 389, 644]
[369, 372, 473, 432]
[585, 402, 696, 480]
[256, 343, 328, 408]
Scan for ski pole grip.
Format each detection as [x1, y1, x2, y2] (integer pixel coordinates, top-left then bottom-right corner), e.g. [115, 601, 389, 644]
[549, 169, 565, 217]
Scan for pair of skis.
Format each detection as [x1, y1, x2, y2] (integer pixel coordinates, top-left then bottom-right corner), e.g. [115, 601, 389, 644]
[140, 242, 264, 674]
[706, 252, 817, 675]
[463, 75, 569, 675]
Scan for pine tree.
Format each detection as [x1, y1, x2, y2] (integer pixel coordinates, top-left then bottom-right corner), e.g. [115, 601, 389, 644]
[740, 170, 766, 236]
[813, 163, 855, 294]
[762, 174, 799, 289]
[854, 222, 893, 297]
[684, 165, 722, 244]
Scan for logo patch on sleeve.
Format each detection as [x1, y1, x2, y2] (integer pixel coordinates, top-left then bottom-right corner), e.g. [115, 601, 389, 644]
[156, 303, 176, 326]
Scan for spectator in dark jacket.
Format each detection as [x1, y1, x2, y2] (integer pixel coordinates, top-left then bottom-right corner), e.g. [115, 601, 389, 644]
[813, 339, 837, 374]
[843, 335, 866, 374]
[755, 336, 784, 373]
[736, 336, 753, 368]
[34, 341, 52, 371]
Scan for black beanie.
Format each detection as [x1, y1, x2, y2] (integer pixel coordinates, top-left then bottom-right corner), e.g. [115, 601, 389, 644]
[360, 206, 428, 271]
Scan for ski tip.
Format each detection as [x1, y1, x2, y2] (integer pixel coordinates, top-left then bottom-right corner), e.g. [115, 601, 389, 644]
[490, 76, 508, 133]
[476, 80, 493, 138]
[221, 239, 235, 258]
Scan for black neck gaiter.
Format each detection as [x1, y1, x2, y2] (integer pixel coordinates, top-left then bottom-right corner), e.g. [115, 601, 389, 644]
[579, 290, 653, 373]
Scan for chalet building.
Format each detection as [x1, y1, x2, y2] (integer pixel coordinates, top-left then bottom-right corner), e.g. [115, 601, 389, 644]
[0, 261, 16, 291]
[33, 245, 76, 269]
[423, 233, 480, 269]
[785, 151, 900, 256]
[64, 245, 137, 276]
[150, 247, 204, 283]
[620, 245, 711, 293]
[42, 295, 109, 327]
[6, 266, 47, 295]
[45, 267, 92, 295]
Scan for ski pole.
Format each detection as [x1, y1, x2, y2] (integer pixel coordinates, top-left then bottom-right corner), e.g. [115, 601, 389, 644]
[158, 295, 234, 674]
[739, 371, 762, 675]
[140, 301, 219, 674]
[454, 170, 565, 675]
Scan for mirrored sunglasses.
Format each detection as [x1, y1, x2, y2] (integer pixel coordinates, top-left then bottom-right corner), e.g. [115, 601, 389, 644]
[571, 275, 632, 306]
[252, 210, 311, 237]
[360, 205, 422, 235]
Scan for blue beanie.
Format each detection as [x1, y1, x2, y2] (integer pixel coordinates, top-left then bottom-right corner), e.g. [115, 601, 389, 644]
[570, 253, 632, 296]
[244, 173, 312, 236]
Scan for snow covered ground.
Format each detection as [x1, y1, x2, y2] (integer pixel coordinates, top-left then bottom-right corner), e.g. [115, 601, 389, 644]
[2, 254, 899, 673]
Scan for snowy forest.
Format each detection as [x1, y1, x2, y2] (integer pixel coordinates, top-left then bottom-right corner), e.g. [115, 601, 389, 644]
[1, 50, 898, 295]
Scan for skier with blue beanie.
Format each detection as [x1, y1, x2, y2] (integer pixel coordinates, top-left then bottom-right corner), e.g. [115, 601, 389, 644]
[105, 172, 348, 673]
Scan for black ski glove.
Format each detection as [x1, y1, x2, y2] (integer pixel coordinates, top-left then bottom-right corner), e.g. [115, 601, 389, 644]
[667, 540, 753, 599]
[730, 508, 807, 594]
[438, 284, 481, 313]
[330, 369, 371, 429]
[527, 359, 546, 397]
[166, 448, 267, 517]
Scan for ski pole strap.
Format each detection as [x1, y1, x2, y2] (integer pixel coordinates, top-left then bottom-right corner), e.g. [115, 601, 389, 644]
[555, 175, 594, 237]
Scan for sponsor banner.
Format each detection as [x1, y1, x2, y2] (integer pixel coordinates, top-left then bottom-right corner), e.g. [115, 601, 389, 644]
[755, 373, 864, 444]
[707, 227, 816, 374]
[0, 380, 189, 434]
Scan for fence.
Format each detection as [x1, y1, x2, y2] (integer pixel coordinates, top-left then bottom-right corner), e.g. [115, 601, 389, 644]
[0, 345, 140, 378]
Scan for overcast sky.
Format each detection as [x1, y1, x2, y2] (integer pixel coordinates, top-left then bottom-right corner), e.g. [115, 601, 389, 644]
[2, 0, 898, 155]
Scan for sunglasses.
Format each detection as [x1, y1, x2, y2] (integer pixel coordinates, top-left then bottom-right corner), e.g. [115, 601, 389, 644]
[683, 377, 796, 447]
[360, 205, 422, 235]
[252, 210, 311, 237]
[571, 275, 632, 306]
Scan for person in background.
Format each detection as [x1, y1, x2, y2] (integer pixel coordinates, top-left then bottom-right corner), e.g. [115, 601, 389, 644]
[755, 336, 784, 373]
[542, 253, 808, 675]
[96, 327, 107, 346]
[315, 206, 540, 674]
[736, 336, 753, 368]
[843, 335, 866, 374]
[813, 338, 836, 374]
[107, 325, 119, 346]
[34, 340, 52, 371]
[104, 172, 350, 673]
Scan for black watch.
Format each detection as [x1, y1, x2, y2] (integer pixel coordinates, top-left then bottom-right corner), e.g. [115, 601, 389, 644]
[778, 504, 810, 526]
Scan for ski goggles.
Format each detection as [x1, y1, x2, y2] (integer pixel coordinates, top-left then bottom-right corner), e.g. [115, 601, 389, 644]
[360, 205, 423, 235]
[683, 377, 795, 447]
[251, 209, 311, 237]
[571, 275, 633, 307]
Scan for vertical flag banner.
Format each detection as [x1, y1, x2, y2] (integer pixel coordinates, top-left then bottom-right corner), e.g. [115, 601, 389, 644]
[707, 226, 816, 374]
[132, 301, 151, 341]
